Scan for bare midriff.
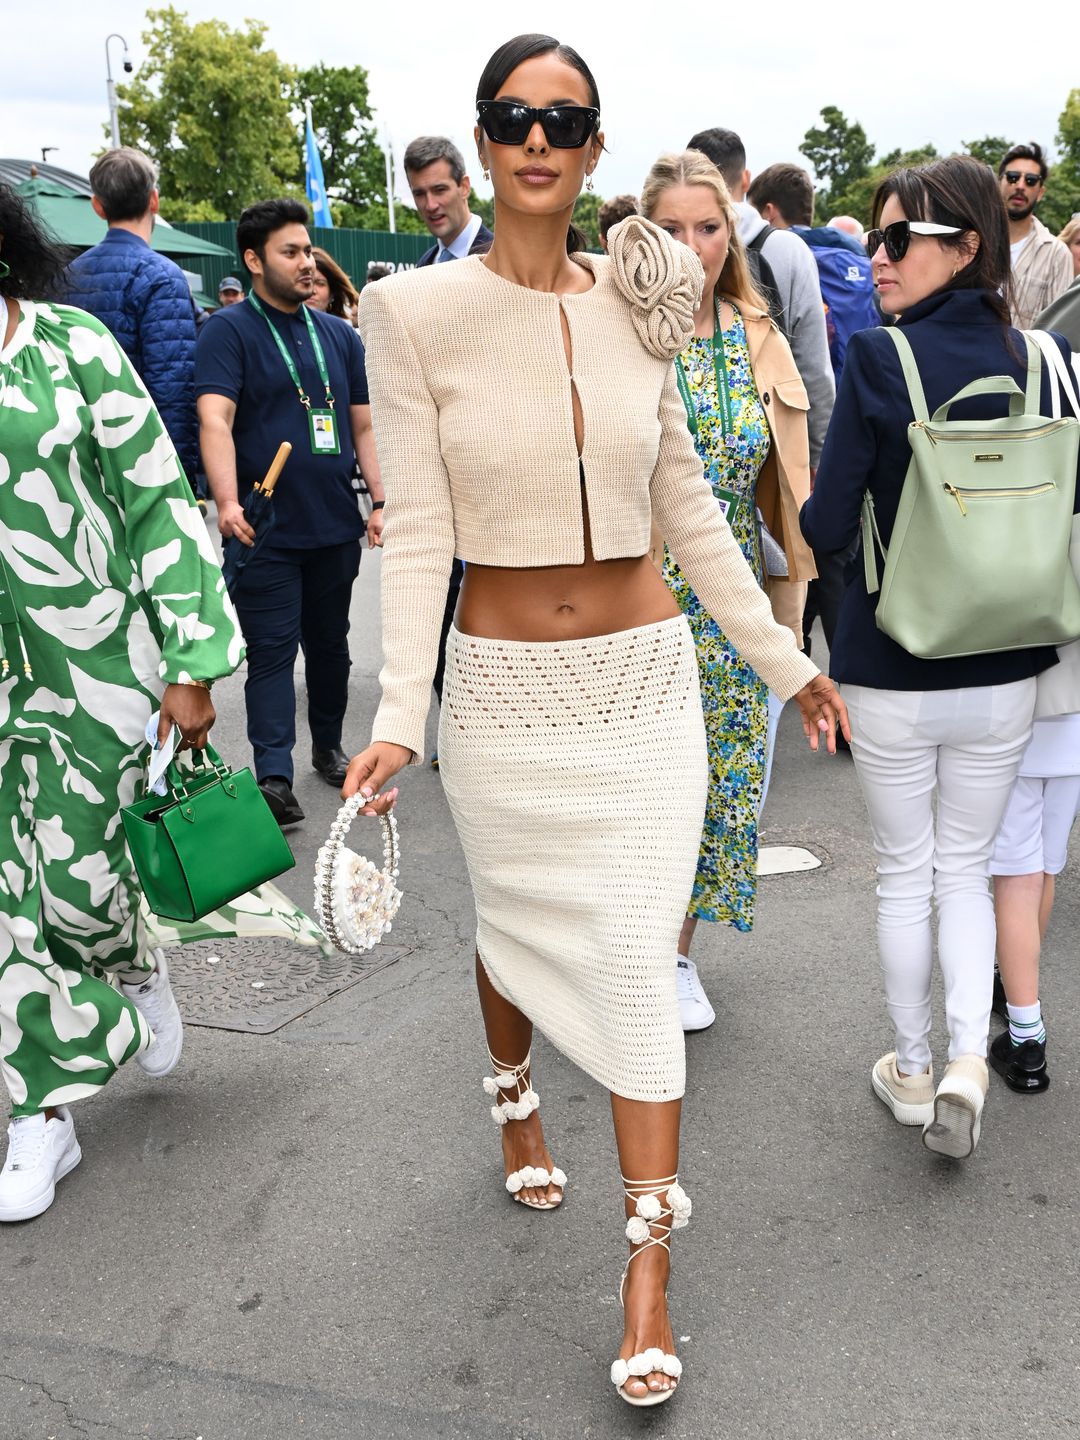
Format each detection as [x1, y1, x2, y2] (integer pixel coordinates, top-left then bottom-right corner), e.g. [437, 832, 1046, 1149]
[457, 499, 681, 643]
[456, 284, 682, 644]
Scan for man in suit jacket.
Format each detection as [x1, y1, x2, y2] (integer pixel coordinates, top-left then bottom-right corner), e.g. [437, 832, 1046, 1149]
[404, 136, 494, 268]
[402, 138, 492, 753]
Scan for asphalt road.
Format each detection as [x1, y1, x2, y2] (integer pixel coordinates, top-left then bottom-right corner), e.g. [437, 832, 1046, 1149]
[2, 538, 1079, 1440]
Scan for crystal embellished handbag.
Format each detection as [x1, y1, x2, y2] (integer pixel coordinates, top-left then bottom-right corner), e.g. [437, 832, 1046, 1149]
[314, 794, 402, 954]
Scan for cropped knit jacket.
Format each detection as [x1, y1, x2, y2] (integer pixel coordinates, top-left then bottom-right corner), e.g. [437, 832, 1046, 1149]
[357, 217, 819, 761]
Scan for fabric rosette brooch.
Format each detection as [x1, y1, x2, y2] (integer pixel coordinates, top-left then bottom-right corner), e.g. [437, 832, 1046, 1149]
[314, 793, 402, 955]
[607, 215, 704, 360]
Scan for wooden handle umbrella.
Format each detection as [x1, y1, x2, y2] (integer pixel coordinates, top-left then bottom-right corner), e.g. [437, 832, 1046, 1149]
[255, 441, 292, 496]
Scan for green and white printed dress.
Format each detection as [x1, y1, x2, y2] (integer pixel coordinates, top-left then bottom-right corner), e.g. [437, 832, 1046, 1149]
[0, 301, 243, 1116]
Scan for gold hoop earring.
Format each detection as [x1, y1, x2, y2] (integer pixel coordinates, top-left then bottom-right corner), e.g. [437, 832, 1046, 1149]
[586, 174, 595, 193]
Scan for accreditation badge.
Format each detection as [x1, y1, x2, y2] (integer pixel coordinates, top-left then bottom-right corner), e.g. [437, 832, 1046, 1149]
[715, 488, 742, 526]
[308, 409, 341, 455]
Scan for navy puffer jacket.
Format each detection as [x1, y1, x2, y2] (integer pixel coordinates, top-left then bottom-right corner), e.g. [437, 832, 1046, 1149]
[65, 229, 199, 484]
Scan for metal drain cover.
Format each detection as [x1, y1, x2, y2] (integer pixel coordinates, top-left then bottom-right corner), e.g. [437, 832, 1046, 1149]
[168, 938, 412, 1033]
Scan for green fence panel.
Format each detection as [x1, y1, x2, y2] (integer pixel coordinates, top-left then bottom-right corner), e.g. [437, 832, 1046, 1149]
[173, 223, 430, 288]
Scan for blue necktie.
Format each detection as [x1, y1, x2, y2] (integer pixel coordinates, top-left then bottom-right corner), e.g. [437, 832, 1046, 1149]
[437, 247, 455, 263]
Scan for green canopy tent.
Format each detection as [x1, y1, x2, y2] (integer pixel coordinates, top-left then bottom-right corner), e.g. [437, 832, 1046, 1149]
[16, 177, 235, 266]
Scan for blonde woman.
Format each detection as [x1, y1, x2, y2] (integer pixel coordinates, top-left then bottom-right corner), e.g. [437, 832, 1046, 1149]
[1057, 215, 1080, 278]
[642, 152, 817, 1029]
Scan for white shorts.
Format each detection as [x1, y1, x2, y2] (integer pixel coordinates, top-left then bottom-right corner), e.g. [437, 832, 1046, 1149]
[990, 774, 1080, 877]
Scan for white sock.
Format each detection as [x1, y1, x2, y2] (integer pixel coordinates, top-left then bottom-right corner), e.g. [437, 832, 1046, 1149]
[1006, 1000, 1045, 1047]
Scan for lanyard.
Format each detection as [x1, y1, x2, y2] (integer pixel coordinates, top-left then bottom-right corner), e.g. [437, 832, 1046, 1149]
[248, 293, 335, 411]
[674, 300, 733, 443]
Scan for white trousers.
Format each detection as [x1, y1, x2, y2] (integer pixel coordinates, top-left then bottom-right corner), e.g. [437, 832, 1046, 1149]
[843, 681, 1036, 1072]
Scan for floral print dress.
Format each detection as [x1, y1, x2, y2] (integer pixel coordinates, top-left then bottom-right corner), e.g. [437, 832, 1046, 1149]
[663, 305, 771, 931]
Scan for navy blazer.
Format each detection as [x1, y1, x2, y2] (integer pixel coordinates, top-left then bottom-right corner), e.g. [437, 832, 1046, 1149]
[800, 288, 1080, 691]
[416, 220, 494, 268]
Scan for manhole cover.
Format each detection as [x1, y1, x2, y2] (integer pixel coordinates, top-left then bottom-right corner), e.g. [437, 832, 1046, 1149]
[168, 937, 413, 1033]
[757, 845, 822, 875]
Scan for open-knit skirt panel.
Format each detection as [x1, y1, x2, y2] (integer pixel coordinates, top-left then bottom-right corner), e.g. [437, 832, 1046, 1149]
[438, 616, 708, 1102]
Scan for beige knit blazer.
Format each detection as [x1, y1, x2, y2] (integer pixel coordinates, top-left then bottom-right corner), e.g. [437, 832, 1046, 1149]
[357, 217, 819, 761]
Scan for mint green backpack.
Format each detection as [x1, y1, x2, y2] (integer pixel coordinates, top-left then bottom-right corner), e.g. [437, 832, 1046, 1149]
[862, 327, 1080, 659]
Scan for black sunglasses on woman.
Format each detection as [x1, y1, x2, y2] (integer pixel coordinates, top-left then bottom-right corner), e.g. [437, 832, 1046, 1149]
[866, 219, 963, 263]
[476, 100, 599, 150]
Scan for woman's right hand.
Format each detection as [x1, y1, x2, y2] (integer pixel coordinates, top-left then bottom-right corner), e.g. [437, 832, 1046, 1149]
[342, 741, 412, 815]
[793, 674, 851, 754]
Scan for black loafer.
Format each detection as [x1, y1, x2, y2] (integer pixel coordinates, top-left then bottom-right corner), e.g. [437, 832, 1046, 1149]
[312, 745, 350, 788]
[989, 1030, 1049, 1093]
[258, 776, 305, 828]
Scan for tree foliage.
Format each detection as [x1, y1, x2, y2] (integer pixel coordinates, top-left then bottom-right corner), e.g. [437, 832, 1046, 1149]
[571, 192, 604, 249]
[290, 64, 426, 233]
[800, 106, 875, 215]
[117, 8, 299, 221]
[962, 135, 1010, 170]
[1043, 89, 1080, 232]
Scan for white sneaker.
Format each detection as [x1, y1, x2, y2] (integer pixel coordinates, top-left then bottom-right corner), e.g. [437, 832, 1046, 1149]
[676, 957, 716, 1032]
[923, 1054, 989, 1160]
[122, 948, 183, 1077]
[0, 1108, 82, 1222]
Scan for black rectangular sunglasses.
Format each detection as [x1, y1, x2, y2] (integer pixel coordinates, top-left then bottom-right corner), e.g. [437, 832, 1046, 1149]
[866, 220, 962, 262]
[476, 100, 599, 150]
[1003, 170, 1042, 187]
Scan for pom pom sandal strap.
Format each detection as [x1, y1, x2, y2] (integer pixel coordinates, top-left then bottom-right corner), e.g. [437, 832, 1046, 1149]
[482, 1048, 541, 1125]
[482, 1049, 568, 1205]
[613, 1171, 692, 1402]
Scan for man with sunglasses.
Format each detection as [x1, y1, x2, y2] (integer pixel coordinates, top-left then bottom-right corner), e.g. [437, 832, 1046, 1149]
[998, 142, 1073, 329]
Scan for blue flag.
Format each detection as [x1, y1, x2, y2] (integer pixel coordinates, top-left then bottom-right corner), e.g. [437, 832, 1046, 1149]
[305, 105, 333, 228]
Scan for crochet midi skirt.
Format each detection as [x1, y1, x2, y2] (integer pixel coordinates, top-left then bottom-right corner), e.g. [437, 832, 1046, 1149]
[438, 616, 708, 1102]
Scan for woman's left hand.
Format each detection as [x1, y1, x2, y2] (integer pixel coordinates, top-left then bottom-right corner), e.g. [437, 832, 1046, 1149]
[793, 674, 851, 754]
[367, 508, 385, 547]
[159, 683, 216, 752]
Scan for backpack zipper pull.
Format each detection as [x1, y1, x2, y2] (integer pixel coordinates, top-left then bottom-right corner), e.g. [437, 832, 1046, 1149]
[943, 483, 968, 516]
[913, 420, 938, 446]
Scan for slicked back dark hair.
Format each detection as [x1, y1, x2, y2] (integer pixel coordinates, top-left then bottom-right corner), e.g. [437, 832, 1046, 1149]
[476, 33, 601, 254]
[0, 182, 74, 300]
[872, 154, 1011, 326]
[687, 128, 746, 192]
[236, 198, 311, 270]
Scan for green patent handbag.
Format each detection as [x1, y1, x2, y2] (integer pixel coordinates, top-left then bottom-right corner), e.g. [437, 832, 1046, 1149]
[122, 744, 295, 922]
[862, 327, 1080, 659]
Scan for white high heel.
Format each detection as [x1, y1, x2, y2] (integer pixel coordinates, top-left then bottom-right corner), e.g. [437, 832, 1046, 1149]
[610, 1172, 691, 1407]
[482, 1049, 566, 1209]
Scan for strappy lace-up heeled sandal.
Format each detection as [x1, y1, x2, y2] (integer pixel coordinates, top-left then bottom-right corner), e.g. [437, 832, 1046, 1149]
[610, 1172, 692, 1407]
[482, 1049, 567, 1210]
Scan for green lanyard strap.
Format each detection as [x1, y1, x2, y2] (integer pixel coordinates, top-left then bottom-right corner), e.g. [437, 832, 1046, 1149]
[674, 300, 734, 446]
[248, 293, 336, 411]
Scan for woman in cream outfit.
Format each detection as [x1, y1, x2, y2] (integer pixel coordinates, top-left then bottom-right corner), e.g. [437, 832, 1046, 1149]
[348, 33, 847, 1407]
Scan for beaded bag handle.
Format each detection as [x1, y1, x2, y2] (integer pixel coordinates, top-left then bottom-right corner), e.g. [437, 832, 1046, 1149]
[314, 794, 402, 955]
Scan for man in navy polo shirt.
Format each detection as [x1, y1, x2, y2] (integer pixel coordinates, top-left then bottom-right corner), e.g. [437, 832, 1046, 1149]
[196, 198, 384, 827]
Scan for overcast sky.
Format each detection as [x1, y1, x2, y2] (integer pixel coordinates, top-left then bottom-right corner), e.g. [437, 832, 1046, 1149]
[3, 0, 1076, 212]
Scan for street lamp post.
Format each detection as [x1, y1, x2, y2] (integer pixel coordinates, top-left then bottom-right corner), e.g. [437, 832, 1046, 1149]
[383, 130, 396, 234]
[105, 33, 132, 150]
